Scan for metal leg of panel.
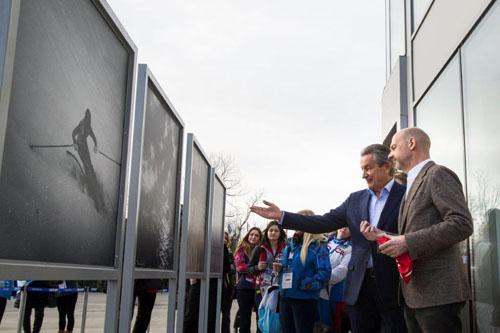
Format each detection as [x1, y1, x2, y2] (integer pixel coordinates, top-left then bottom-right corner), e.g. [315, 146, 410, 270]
[198, 279, 208, 333]
[175, 276, 187, 333]
[81, 287, 89, 333]
[16, 289, 27, 333]
[104, 280, 120, 332]
[166, 278, 177, 333]
[215, 278, 223, 333]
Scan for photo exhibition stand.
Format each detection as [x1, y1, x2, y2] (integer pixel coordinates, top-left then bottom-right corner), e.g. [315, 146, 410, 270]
[175, 134, 218, 333]
[118, 64, 184, 333]
[0, 2, 226, 332]
[0, 0, 138, 332]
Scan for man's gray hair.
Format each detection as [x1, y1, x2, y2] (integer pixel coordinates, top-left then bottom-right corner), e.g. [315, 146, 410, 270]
[360, 144, 394, 175]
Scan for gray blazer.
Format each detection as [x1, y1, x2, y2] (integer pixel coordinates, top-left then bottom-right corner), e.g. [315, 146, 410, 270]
[400, 161, 473, 309]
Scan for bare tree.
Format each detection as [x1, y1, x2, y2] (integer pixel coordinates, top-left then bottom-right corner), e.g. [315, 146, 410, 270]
[210, 152, 263, 250]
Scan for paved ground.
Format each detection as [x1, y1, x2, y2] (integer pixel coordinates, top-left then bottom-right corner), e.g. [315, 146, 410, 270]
[1, 293, 255, 332]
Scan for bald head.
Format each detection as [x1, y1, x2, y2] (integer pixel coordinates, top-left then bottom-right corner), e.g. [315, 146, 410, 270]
[398, 127, 431, 153]
[389, 127, 431, 172]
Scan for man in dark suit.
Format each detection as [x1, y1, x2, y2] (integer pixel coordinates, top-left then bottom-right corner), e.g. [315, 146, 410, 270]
[251, 144, 407, 333]
[374, 127, 473, 333]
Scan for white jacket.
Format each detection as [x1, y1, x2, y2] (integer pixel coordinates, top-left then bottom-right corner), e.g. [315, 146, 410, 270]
[319, 238, 352, 301]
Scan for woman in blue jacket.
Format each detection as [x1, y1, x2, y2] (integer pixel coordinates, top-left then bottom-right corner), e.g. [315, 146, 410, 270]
[278, 209, 331, 333]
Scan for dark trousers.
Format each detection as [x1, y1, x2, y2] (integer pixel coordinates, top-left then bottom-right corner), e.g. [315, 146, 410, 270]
[220, 284, 233, 333]
[404, 301, 465, 333]
[23, 291, 47, 333]
[0, 297, 6, 324]
[56, 293, 78, 331]
[236, 289, 256, 333]
[184, 282, 201, 333]
[208, 278, 236, 333]
[280, 297, 317, 333]
[132, 290, 157, 333]
[345, 270, 407, 333]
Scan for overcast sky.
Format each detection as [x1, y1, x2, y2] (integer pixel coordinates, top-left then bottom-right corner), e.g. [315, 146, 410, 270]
[107, 0, 386, 227]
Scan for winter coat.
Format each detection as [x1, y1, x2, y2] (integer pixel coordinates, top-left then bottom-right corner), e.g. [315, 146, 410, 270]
[249, 242, 286, 292]
[320, 236, 352, 300]
[234, 247, 257, 289]
[279, 240, 331, 300]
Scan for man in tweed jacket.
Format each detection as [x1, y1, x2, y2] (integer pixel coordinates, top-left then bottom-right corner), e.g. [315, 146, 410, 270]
[381, 127, 473, 332]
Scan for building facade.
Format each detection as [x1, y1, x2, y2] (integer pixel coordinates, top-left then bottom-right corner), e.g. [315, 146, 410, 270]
[382, 0, 500, 331]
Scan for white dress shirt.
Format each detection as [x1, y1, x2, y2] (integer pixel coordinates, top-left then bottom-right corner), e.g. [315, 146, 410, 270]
[406, 159, 432, 197]
[367, 179, 394, 267]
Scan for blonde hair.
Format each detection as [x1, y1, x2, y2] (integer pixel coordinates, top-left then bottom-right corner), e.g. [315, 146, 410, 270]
[297, 209, 327, 265]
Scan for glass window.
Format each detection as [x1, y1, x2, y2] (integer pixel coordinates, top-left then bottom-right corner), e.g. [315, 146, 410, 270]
[388, 0, 406, 72]
[462, 2, 500, 331]
[415, 55, 465, 183]
[415, 53, 471, 329]
[411, 0, 433, 33]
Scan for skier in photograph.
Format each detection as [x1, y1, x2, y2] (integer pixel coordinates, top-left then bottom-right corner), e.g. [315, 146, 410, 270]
[72, 108, 105, 213]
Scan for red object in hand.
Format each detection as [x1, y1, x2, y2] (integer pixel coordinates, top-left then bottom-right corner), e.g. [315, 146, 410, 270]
[376, 235, 413, 284]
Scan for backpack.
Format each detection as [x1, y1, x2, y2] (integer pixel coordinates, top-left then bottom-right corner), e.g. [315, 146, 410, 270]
[257, 285, 281, 333]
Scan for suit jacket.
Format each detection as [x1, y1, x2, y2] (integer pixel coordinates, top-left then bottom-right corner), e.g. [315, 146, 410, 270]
[282, 181, 405, 308]
[400, 161, 473, 309]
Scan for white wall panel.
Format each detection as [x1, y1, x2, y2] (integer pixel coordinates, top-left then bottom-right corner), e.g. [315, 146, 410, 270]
[412, 0, 492, 102]
[381, 56, 406, 136]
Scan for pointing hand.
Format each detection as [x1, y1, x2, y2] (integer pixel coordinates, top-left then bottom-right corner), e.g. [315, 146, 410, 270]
[250, 200, 282, 220]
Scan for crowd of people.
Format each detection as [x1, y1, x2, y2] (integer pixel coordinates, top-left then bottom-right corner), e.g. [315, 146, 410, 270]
[217, 216, 352, 333]
[1, 127, 474, 333]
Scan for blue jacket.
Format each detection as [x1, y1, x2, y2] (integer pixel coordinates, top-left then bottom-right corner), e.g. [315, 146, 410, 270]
[0, 280, 15, 300]
[279, 240, 331, 300]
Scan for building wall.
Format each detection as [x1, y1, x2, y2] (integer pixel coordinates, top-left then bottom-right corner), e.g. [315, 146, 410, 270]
[383, 1, 500, 331]
[381, 56, 403, 137]
[412, 0, 493, 102]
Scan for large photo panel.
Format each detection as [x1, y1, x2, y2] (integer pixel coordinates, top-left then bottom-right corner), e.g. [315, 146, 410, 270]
[210, 175, 226, 276]
[0, 0, 135, 266]
[135, 71, 183, 271]
[186, 143, 211, 275]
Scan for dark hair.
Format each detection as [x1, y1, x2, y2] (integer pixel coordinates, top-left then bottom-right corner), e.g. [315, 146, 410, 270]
[261, 220, 286, 246]
[235, 227, 262, 257]
[360, 144, 394, 175]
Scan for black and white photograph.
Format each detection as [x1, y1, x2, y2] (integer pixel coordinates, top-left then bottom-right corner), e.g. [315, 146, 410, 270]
[210, 176, 225, 275]
[0, 0, 131, 266]
[186, 146, 210, 274]
[135, 82, 182, 270]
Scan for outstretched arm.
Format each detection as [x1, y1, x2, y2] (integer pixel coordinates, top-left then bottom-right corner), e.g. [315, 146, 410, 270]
[281, 198, 350, 233]
[251, 197, 349, 234]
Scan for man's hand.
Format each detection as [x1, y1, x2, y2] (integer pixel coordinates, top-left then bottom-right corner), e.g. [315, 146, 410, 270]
[250, 200, 282, 220]
[360, 220, 384, 241]
[379, 234, 409, 258]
